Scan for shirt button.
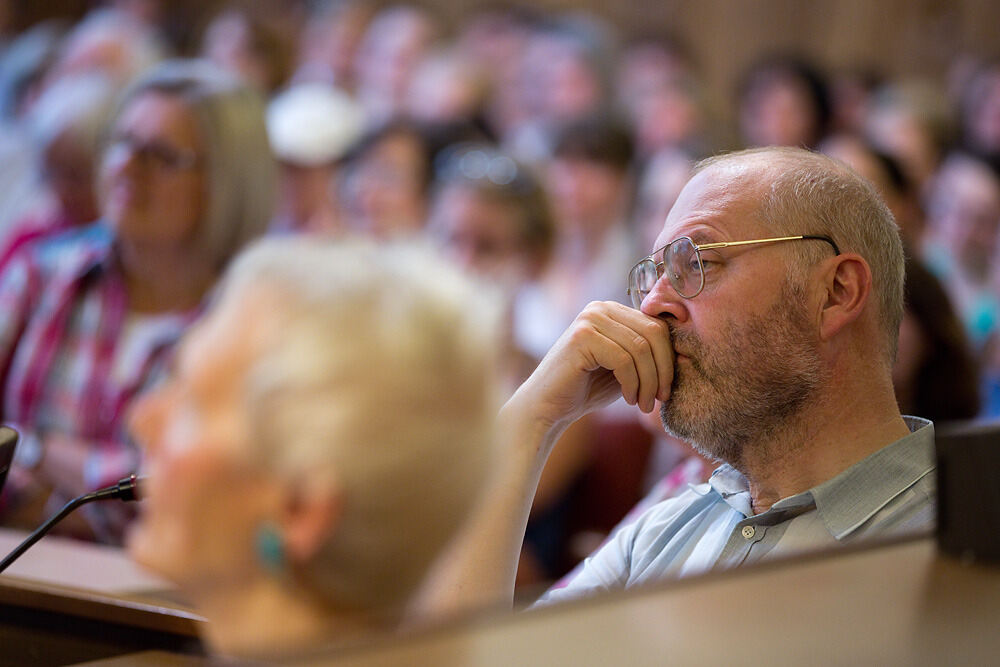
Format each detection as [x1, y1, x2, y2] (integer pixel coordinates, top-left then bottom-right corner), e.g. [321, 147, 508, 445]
[741, 525, 756, 539]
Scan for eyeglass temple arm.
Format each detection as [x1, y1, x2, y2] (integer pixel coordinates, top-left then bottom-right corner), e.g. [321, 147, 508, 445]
[696, 235, 841, 255]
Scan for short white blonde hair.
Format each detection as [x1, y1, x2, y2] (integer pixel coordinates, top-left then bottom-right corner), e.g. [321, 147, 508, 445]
[217, 236, 502, 616]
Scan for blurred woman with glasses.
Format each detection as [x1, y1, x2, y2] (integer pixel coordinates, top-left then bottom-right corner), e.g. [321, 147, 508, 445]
[0, 60, 275, 542]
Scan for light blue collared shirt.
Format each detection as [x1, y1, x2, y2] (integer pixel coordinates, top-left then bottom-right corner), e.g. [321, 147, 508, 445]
[536, 417, 935, 606]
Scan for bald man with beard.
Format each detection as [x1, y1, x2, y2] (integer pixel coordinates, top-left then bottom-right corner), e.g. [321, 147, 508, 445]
[416, 146, 933, 614]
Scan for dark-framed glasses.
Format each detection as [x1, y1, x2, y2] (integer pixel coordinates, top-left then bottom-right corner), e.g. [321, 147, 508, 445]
[627, 234, 841, 307]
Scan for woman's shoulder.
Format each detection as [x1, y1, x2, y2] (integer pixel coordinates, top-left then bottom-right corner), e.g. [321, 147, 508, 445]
[20, 222, 112, 272]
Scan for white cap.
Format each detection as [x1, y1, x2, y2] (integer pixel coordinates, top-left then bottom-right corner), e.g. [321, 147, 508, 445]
[267, 83, 365, 166]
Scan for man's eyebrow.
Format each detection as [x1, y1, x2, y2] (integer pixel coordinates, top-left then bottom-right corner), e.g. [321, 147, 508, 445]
[687, 230, 721, 245]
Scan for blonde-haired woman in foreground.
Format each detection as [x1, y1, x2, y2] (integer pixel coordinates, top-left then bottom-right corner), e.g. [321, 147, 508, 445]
[126, 237, 501, 658]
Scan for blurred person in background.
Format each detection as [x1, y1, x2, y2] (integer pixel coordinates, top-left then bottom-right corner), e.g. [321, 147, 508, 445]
[352, 4, 439, 126]
[864, 79, 954, 200]
[294, 0, 375, 92]
[0, 73, 118, 267]
[406, 46, 490, 132]
[737, 55, 832, 150]
[428, 143, 554, 310]
[267, 81, 365, 236]
[515, 113, 636, 360]
[0, 20, 67, 236]
[820, 132, 925, 246]
[987, 256, 1000, 416]
[41, 7, 165, 90]
[616, 36, 712, 160]
[427, 144, 592, 589]
[956, 58, 1000, 162]
[921, 150, 1000, 350]
[0, 60, 274, 543]
[128, 237, 501, 658]
[199, 5, 295, 95]
[453, 6, 538, 144]
[827, 67, 882, 136]
[0, 9, 164, 235]
[511, 113, 644, 587]
[0, 19, 66, 121]
[338, 120, 436, 239]
[631, 147, 693, 253]
[893, 255, 980, 423]
[504, 14, 618, 162]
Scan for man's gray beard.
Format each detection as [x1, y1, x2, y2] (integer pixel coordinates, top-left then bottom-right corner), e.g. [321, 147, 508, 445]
[659, 283, 823, 468]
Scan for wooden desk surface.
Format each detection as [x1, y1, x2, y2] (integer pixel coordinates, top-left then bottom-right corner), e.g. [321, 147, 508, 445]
[306, 537, 1000, 666]
[0, 528, 204, 666]
[0, 528, 202, 635]
[8, 532, 1000, 666]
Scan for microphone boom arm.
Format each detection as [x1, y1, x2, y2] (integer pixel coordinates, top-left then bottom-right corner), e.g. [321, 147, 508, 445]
[0, 474, 142, 574]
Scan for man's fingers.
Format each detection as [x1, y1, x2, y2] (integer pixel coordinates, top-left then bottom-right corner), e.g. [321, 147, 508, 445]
[585, 330, 641, 406]
[589, 317, 661, 412]
[604, 307, 674, 408]
[575, 302, 673, 412]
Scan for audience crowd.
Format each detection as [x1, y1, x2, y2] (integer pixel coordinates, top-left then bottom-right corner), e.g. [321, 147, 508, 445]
[0, 0, 997, 595]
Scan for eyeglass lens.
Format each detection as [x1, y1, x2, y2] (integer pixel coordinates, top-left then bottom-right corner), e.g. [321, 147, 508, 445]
[105, 134, 199, 171]
[629, 237, 703, 308]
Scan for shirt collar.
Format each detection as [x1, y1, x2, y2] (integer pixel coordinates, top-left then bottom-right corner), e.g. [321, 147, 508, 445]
[810, 416, 934, 539]
[707, 416, 935, 537]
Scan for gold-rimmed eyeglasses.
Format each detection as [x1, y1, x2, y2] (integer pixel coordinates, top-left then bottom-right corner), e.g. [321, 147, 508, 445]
[627, 234, 841, 308]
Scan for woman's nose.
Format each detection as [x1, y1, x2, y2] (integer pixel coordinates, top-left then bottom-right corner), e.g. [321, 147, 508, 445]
[128, 389, 167, 456]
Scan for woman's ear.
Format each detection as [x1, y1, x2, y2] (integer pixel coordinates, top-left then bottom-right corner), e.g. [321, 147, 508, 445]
[279, 477, 343, 564]
[818, 253, 871, 342]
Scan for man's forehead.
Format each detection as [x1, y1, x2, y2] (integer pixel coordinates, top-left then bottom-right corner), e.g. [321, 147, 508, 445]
[650, 162, 769, 250]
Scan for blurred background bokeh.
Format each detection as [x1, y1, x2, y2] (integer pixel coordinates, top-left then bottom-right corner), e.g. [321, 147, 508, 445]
[0, 0, 997, 602]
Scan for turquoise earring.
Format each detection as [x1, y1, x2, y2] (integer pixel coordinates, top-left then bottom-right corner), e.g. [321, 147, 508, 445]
[255, 522, 287, 575]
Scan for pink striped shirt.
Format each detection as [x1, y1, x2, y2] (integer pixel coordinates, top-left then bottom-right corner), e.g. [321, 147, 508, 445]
[0, 223, 198, 542]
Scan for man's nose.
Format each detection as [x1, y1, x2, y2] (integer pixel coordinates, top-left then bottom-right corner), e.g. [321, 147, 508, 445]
[640, 275, 690, 322]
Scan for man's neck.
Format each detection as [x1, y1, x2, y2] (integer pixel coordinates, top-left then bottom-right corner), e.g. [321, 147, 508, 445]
[738, 379, 911, 514]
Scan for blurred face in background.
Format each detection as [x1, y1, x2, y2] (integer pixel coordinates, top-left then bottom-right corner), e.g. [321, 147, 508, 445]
[100, 91, 207, 249]
[926, 153, 1000, 282]
[617, 43, 700, 158]
[740, 71, 822, 148]
[963, 67, 1000, 157]
[406, 51, 484, 126]
[632, 149, 692, 252]
[820, 133, 924, 245]
[429, 182, 537, 291]
[519, 34, 603, 124]
[353, 7, 435, 122]
[201, 10, 270, 92]
[340, 130, 427, 239]
[546, 156, 627, 239]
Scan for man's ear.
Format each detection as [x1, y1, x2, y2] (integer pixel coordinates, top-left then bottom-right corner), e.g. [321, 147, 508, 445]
[818, 253, 871, 342]
[279, 476, 343, 565]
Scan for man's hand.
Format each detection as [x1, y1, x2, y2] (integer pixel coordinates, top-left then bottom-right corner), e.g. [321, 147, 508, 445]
[512, 301, 674, 438]
[411, 301, 675, 616]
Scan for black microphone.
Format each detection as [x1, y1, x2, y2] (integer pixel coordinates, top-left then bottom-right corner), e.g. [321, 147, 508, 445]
[0, 426, 18, 494]
[0, 474, 144, 573]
